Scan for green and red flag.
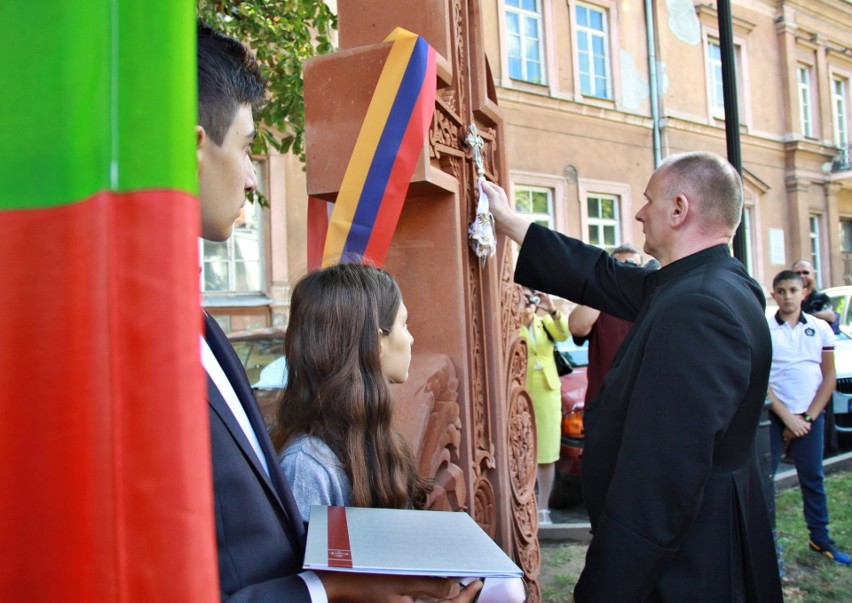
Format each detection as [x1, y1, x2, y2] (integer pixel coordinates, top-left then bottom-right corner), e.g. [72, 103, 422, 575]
[0, 3, 217, 600]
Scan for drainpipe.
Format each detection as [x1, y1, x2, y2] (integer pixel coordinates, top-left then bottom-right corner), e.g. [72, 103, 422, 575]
[645, 0, 662, 168]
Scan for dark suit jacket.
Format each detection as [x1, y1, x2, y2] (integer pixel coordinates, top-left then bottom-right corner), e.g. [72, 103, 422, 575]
[205, 313, 311, 602]
[517, 225, 782, 602]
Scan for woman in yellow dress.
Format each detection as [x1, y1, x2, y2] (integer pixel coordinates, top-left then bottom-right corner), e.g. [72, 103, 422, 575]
[519, 287, 569, 525]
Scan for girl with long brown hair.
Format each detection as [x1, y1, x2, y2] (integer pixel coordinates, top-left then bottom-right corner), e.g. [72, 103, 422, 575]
[273, 263, 525, 602]
[271, 263, 429, 521]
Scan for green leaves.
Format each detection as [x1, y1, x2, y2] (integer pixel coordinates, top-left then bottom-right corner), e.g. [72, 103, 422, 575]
[197, 0, 337, 162]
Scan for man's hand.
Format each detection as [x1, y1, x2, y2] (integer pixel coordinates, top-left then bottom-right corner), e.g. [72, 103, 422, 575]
[813, 308, 837, 324]
[538, 292, 558, 315]
[317, 571, 483, 602]
[480, 180, 531, 245]
[416, 579, 483, 603]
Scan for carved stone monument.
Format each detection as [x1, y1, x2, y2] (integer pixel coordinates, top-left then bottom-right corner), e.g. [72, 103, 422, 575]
[304, 0, 541, 597]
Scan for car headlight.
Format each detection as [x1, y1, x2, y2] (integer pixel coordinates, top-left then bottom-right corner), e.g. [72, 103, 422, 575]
[562, 409, 584, 439]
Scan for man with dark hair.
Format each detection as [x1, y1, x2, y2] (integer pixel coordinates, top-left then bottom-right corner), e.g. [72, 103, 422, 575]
[792, 259, 838, 332]
[484, 151, 782, 601]
[196, 21, 479, 602]
[196, 21, 265, 243]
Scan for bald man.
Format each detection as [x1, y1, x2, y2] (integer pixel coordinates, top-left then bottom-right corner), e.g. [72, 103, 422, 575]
[484, 152, 782, 602]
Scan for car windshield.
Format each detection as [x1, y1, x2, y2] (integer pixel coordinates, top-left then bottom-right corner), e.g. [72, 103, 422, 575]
[228, 332, 286, 389]
[555, 339, 589, 367]
[834, 326, 852, 378]
[253, 355, 288, 389]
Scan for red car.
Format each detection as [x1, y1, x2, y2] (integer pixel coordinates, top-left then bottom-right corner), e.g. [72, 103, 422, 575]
[551, 339, 589, 508]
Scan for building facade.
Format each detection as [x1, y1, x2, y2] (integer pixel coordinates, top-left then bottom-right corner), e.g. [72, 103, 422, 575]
[482, 0, 852, 292]
[206, 0, 852, 330]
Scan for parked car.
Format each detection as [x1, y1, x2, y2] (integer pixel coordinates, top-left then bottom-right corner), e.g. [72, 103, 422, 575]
[551, 338, 589, 508]
[831, 326, 852, 442]
[226, 327, 286, 429]
[822, 287, 852, 443]
[826, 285, 852, 329]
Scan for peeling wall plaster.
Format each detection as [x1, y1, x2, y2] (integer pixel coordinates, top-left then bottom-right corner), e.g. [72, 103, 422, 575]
[666, 0, 701, 45]
[619, 53, 668, 112]
[620, 49, 649, 111]
[656, 60, 669, 96]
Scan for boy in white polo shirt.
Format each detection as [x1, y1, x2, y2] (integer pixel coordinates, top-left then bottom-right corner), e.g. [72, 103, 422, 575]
[768, 269, 850, 565]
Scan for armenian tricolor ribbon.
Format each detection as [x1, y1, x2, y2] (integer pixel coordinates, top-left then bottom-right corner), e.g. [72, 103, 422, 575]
[311, 28, 437, 269]
[1, 4, 217, 600]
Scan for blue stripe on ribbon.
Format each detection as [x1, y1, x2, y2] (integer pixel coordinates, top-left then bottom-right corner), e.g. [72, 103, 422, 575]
[342, 37, 429, 258]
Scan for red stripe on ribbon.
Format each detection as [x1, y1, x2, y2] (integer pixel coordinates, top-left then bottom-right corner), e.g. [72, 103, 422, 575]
[363, 47, 437, 265]
[0, 191, 217, 600]
[327, 506, 353, 568]
[307, 196, 330, 272]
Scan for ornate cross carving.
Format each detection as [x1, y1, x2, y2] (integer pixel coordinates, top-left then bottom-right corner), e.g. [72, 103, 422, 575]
[465, 124, 485, 176]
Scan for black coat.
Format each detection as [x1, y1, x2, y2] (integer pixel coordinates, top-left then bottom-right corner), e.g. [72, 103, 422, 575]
[205, 314, 311, 602]
[516, 225, 782, 602]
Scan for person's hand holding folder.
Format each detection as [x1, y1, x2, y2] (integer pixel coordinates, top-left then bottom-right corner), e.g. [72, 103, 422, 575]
[317, 572, 483, 602]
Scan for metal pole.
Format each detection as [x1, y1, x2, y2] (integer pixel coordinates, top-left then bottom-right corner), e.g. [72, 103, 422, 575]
[717, 0, 746, 263]
[718, 1, 776, 556]
[644, 0, 661, 168]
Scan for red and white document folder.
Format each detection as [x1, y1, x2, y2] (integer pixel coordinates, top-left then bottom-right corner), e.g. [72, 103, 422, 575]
[304, 506, 523, 578]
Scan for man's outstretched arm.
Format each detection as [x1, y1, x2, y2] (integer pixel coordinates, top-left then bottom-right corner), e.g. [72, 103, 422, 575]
[480, 180, 531, 245]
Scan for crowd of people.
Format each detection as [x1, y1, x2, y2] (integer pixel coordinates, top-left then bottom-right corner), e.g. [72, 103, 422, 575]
[194, 19, 849, 603]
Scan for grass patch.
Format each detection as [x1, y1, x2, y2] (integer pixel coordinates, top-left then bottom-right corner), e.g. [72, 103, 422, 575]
[776, 470, 852, 602]
[537, 471, 852, 602]
[538, 542, 586, 602]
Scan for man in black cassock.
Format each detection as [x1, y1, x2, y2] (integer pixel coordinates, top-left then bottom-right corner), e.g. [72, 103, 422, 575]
[483, 151, 782, 602]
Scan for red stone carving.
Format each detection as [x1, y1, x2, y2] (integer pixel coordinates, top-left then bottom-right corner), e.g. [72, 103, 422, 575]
[392, 354, 466, 512]
[303, 1, 540, 596]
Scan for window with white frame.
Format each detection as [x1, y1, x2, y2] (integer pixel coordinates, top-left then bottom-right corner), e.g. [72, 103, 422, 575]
[202, 160, 266, 294]
[575, 3, 611, 99]
[810, 214, 823, 289]
[586, 194, 620, 252]
[833, 77, 849, 150]
[841, 219, 852, 253]
[505, 0, 544, 84]
[707, 40, 725, 116]
[514, 186, 553, 227]
[706, 39, 745, 119]
[798, 65, 813, 138]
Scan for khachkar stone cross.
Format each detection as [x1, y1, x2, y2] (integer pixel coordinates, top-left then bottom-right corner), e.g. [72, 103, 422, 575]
[465, 123, 486, 176]
[465, 123, 496, 265]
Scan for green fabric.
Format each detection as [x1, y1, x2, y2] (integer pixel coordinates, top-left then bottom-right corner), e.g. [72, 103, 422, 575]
[0, 1, 196, 209]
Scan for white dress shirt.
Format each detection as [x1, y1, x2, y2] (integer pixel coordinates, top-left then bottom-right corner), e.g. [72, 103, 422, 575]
[200, 335, 327, 602]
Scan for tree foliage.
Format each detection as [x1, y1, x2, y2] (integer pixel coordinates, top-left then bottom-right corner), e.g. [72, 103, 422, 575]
[198, 0, 337, 160]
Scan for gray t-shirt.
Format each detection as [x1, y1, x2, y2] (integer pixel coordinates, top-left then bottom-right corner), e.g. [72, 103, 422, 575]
[279, 434, 351, 523]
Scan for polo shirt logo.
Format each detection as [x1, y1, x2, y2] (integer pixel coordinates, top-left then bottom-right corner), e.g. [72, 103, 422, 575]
[805, 327, 815, 336]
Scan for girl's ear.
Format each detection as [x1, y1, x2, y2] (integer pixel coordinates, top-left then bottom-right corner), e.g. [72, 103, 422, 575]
[378, 329, 386, 358]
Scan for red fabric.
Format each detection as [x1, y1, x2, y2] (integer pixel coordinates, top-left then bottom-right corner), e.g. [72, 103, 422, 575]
[582, 313, 633, 404]
[307, 196, 329, 271]
[0, 191, 217, 601]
